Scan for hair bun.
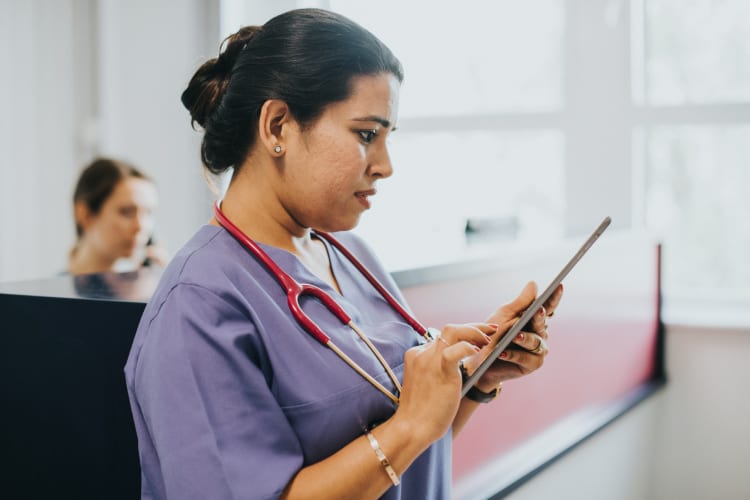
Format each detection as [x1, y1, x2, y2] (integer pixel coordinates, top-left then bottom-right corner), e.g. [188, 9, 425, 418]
[181, 26, 262, 129]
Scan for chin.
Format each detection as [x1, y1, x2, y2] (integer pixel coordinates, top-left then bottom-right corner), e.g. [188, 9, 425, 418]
[318, 218, 360, 234]
[121, 246, 139, 258]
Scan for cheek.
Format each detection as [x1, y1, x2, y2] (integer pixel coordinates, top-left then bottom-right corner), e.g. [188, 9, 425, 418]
[318, 150, 367, 190]
[109, 214, 135, 239]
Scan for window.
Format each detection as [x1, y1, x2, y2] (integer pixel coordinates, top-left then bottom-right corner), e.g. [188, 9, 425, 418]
[221, 0, 750, 318]
[635, 0, 750, 311]
[641, 0, 750, 105]
[330, 0, 566, 269]
[642, 126, 750, 297]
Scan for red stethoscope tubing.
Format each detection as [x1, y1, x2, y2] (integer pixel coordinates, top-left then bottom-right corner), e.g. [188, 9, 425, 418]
[315, 231, 429, 336]
[213, 201, 430, 345]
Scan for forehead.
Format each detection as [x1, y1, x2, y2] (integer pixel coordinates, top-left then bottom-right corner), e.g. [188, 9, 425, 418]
[107, 177, 158, 207]
[325, 73, 400, 122]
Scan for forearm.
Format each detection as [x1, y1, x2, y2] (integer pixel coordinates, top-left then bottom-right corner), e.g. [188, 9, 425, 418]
[452, 397, 481, 436]
[452, 378, 502, 436]
[281, 417, 431, 500]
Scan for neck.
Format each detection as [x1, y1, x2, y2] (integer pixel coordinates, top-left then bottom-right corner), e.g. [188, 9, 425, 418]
[220, 171, 313, 255]
[68, 240, 119, 275]
[218, 174, 340, 292]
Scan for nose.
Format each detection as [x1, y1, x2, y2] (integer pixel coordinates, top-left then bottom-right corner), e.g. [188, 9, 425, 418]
[369, 144, 394, 180]
[133, 213, 144, 233]
[134, 210, 153, 237]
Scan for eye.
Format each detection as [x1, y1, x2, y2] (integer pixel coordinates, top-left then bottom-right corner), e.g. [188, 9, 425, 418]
[357, 129, 378, 144]
[119, 206, 137, 218]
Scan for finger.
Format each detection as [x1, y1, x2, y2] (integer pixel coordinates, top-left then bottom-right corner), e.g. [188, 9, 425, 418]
[510, 332, 545, 351]
[544, 283, 564, 317]
[467, 322, 500, 336]
[501, 281, 538, 317]
[529, 307, 547, 336]
[499, 347, 546, 372]
[443, 341, 483, 365]
[437, 323, 492, 350]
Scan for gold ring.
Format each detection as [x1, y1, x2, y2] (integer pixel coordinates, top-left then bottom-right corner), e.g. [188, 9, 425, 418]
[529, 337, 545, 355]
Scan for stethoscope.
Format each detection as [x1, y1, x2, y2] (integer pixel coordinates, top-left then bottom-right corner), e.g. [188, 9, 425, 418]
[214, 201, 434, 405]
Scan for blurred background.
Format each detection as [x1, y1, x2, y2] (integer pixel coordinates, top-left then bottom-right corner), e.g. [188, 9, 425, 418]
[1, 0, 748, 319]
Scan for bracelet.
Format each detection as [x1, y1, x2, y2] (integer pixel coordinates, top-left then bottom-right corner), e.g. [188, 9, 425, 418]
[465, 382, 503, 403]
[366, 430, 400, 487]
[460, 361, 503, 403]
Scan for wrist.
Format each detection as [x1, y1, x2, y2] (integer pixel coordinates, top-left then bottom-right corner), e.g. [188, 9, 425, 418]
[465, 382, 503, 404]
[460, 362, 503, 404]
[384, 412, 433, 453]
[475, 378, 501, 393]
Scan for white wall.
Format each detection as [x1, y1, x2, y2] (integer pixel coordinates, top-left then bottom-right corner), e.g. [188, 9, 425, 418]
[506, 324, 750, 500]
[508, 396, 659, 500]
[0, 0, 92, 280]
[649, 325, 750, 500]
[0, 0, 220, 282]
[97, 0, 220, 258]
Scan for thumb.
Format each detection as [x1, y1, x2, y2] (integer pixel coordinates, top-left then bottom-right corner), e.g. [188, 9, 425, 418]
[504, 281, 538, 316]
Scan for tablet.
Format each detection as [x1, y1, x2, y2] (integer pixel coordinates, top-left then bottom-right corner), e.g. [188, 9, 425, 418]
[461, 216, 612, 396]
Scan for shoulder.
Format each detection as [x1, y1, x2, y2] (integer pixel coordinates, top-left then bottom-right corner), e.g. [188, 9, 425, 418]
[136, 226, 265, 336]
[126, 226, 268, 378]
[152, 225, 255, 299]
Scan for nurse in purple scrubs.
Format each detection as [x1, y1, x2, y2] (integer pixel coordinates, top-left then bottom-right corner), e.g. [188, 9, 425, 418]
[125, 8, 561, 500]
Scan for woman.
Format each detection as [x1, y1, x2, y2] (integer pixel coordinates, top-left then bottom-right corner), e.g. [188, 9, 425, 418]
[125, 9, 561, 499]
[69, 157, 166, 275]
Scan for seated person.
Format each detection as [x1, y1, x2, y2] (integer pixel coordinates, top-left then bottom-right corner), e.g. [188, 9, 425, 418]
[68, 157, 167, 275]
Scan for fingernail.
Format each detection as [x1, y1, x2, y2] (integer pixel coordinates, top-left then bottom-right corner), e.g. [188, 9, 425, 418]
[483, 334, 492, 343]
[488, 323, 499, 330]
[516, 333, 524, 341]
[500, 351, 508, 359]
[473, 345, 481, 352]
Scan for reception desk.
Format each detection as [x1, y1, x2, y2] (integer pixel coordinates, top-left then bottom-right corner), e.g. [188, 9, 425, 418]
[0, 270, 161, 499]
[0, 231, 662, 499]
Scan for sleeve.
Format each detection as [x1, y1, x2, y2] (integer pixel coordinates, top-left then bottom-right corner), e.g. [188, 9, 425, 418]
[133, 283, 303, 500]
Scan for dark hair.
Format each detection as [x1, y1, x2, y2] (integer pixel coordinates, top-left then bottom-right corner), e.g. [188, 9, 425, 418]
[72, 157, 150, 237]
[181, 8, 404, 175]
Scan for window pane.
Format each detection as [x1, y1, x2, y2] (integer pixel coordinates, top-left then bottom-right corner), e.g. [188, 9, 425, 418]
[354, 131, 565, 270]
[644, 0, 750, 104]
[644, 126, 750, 296]
[331, 0, 563, 117]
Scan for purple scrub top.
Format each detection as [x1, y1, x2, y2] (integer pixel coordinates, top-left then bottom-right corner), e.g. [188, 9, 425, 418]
[125, 226, 451, 499]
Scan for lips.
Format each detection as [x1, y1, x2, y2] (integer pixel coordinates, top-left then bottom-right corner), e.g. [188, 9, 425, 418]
[354, 188, 376, 209]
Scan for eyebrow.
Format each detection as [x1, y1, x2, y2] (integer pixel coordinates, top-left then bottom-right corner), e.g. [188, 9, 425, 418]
[352, 116, 396, 131]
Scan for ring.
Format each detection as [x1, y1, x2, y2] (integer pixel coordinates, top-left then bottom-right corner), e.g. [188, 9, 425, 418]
[437, 336, 450, 347]
[529, 337, 546, 355]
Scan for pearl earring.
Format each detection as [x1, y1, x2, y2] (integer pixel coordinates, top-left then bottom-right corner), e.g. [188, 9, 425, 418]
[274, 145, 282, 154]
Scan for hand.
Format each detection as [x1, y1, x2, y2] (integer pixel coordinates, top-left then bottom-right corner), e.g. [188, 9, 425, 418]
[464, 282, 563, 392]
[391, 323, 496, 443]
[140, 242, 170, 268]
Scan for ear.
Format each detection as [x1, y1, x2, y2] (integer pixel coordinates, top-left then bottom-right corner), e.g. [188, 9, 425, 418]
[74, 201, 93, 232]
[258, 99, 294, 157]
